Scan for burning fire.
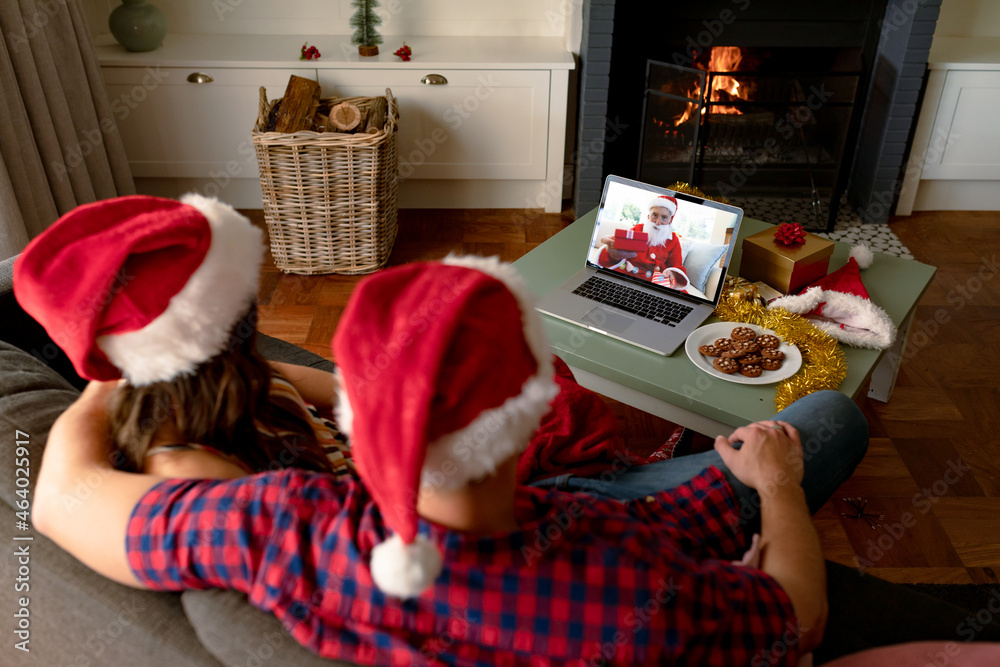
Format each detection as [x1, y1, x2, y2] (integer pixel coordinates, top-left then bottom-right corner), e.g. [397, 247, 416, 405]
[706, 46, 744, 115]
[669, 46, 748, 126]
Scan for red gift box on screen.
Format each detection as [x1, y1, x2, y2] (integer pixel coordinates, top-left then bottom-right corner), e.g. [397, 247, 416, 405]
[613, 228, 648, 252]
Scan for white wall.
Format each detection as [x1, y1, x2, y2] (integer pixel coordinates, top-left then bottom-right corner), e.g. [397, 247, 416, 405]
[82, 0, 582, 41]
[935, 0, 1000, 37]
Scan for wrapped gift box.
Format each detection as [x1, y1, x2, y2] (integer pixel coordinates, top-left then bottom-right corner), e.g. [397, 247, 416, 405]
[614, 228, 648, 252]
[740, 228, 834, 294]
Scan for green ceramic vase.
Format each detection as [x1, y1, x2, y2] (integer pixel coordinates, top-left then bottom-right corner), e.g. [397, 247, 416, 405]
[109, 0, 167, 53]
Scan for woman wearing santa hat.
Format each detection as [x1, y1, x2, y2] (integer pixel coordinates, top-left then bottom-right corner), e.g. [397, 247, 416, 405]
[14, 194, 351, 480]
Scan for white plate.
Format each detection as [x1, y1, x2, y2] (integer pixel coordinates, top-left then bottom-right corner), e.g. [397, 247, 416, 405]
[684, 322, 802, 385]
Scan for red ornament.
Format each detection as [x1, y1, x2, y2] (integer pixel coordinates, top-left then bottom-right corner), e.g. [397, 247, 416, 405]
[393, 42, 412, 61]
[300, 43, 321, 60]
[773, 223, 807, 247]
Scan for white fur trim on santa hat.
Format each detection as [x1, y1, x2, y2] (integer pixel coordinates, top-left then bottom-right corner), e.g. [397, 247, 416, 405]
[420, 374, 559, 491]
[370, 533, 443, 599]
[769, 286, 897, 350]
[850, 243, 874, 270]
[418, 255, 559, 491]
[97, 194, 264, 386]
[648, 196, 678, 216]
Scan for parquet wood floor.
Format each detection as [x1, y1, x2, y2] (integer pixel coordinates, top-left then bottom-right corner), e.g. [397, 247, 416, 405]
[250, 207, 1000, 586]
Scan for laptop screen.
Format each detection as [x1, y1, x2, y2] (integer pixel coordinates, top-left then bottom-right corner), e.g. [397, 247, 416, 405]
[585, 175, 743, 307]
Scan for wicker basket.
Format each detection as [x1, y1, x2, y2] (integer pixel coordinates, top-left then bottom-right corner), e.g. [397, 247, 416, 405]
[252, 87, 399, 275]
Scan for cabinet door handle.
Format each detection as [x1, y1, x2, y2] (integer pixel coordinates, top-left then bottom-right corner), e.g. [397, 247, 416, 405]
[420, 74, 448, 85]
[186, 72, 214, 84]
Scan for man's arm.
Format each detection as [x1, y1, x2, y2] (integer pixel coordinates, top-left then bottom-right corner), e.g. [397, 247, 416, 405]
[32, 381, 166, 588]
[714, 420, 828, 653]
[268, 360, 335, 411]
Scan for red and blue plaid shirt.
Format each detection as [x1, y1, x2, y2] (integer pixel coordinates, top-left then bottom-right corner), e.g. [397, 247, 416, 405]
[126, 466, 800, 666]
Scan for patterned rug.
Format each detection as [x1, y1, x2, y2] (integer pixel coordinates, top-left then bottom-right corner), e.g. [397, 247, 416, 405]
[731, 196, 914, 260]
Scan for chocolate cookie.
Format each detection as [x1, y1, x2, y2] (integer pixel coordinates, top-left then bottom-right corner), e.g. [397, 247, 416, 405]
[731, 326, 757, 342]
[713, 338, 734, 351]
[699, 344, 721, 357]
[740, 364, 763, 377]
[713, 357, 740, 374]
[757, 334, 780, 349]
[761, 357, 784, 371]
[738, 353, 762, 366]
[731, 340, 760, 355]
[761, 348, 785, 360]
[720, 346, 747, 359]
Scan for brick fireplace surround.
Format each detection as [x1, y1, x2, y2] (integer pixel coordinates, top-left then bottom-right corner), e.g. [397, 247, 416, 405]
[573, 0, 942, 225]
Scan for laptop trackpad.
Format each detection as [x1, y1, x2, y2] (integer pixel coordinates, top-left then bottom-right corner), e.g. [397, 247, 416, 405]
[583, 307, 635, 333]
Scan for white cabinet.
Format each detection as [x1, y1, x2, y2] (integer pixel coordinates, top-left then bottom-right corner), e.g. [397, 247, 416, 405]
[917, 70, 1000, 181]
[318, 69, 550, 181]
[95, 34, 574, 210]
[103, 67, 316, 180]
[897, 37, 1000, 213]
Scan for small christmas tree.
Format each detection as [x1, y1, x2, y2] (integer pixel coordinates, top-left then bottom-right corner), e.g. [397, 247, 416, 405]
[351, 0, 383, 57]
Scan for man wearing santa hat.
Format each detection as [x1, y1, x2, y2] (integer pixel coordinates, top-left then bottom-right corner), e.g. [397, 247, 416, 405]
[598, 194, 688, 288]
[30, 211, 886, 665]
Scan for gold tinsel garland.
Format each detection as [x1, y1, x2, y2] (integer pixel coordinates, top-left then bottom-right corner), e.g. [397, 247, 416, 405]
[713, 300, 848, 410]
[667, 181, 733, 206]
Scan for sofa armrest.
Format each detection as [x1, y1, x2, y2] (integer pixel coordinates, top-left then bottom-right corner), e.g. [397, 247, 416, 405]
[256, 332, 334, 372]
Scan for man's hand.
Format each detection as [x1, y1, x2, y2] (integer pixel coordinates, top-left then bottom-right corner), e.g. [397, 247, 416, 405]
[600, 235, 638, 263]
[716, 420, 827, 652]
[714, 420, 804, 495]
[49, 380, 120, 455]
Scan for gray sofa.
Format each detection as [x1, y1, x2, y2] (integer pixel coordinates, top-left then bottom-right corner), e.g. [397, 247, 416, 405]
[0, 255, 349, 666]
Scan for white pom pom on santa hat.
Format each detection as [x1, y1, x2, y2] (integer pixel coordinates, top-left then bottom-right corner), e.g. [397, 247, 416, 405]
[850, 243, 874, 270]
[370, 533, 443, 599]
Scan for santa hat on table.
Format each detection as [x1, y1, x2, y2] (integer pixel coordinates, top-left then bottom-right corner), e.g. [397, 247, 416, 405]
[332, 255, 559, 599]
[648, 195, 678, 217]
[14, 194, 263, 385]
[768, 244, 897, 350]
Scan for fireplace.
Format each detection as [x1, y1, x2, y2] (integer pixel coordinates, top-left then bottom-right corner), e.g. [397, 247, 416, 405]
[573, 0, 941, 229]
[638, 44, 866, 228]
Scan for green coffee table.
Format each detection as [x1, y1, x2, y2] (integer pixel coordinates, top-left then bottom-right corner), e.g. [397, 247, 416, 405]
[514, 209, 937, 435]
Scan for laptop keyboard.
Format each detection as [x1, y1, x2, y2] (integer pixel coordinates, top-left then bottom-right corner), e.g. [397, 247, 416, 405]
[572, 276, 693, 326]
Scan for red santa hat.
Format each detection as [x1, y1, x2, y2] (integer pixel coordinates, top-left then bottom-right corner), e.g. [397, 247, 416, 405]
[332, 255, 558, 599]
[648, 195, 678, 217]
[768, 244, 897, 349]
[13, 194, 263, 385]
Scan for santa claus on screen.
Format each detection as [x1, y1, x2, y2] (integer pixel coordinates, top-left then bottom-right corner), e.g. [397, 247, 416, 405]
[597, 195, 687, 289]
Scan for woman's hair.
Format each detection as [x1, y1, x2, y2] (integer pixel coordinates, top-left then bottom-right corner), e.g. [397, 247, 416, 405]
[110, 306, 335, 474]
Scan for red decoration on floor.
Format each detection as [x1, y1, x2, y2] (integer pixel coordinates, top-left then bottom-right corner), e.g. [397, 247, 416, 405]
[300, 43, 321, 60]
[393, 42, 412, 61]
[773, 222, 807, 247]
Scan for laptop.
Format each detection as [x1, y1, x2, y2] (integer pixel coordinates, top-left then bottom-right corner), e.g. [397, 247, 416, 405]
[536, 175, 743, 356]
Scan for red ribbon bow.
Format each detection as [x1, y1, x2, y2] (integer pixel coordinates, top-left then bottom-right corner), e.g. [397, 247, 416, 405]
[773, 223, 807, 247]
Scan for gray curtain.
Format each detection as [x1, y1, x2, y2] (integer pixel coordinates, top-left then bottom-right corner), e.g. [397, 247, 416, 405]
[0, 0, 134, 260]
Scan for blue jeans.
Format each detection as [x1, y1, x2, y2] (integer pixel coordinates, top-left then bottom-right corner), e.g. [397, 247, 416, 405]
[531, 390, 869, 535]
